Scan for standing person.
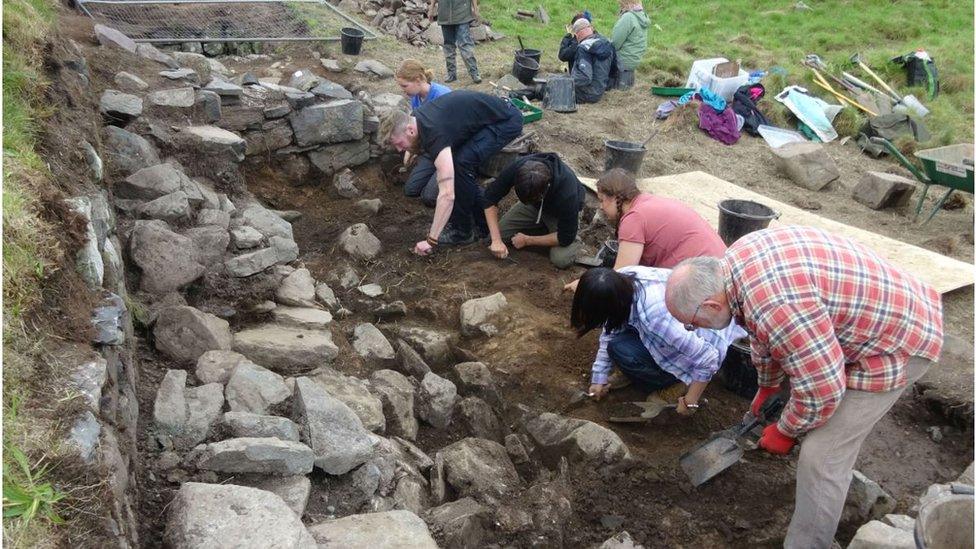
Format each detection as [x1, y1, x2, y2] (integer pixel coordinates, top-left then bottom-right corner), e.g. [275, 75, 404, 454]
[557, 11, 592, 72]
[610, 0, 649, 89]
[396, 59, 452, 207]
[572, 267, 745, 406]
[381, 90, 523, 255]
[427, 0, 481, 84]
[481, 152, 585, 268]
[564, 169, 725, 292]
[665, 226, 943, 549]
[569, 18, 617, 103]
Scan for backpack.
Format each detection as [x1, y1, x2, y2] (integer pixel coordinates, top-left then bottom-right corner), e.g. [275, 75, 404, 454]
[856, 113, 931, 157]
[892, 50, 939, 99]
[731, 83, 771, 137]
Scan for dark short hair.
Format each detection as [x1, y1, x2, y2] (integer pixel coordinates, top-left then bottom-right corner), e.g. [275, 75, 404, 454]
[514, 160, 551, 204]
[570, 268, 635, 337]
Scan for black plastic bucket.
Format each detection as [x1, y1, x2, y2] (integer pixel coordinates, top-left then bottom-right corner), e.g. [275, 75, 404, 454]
[542, 76, 577, 112]
[513, 56, 540, 85]
[604, 140, 647, 174]
[717, 199, 779, 246]
[340, 27, 365, 55]
[718, 339, 757, 398]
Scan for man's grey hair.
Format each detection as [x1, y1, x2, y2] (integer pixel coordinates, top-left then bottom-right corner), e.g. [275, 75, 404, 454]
[378, 109, 411, 144]
[667, 256, 725, 317]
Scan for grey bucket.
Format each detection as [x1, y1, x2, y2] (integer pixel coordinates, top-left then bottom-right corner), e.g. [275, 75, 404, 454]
[543, 76, 576, 112]
[604, 140, 647, 174]
[717, 199, 780, 246]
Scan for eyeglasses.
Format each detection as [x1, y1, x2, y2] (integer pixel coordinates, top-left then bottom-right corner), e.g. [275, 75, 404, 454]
[684, 302, 703, 331]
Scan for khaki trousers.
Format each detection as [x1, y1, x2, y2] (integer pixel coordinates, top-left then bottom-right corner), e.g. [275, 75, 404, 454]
[784, 357, 932, 549]
[498, 201, 581, 269]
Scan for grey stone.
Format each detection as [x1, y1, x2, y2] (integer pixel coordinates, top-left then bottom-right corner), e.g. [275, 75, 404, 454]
[242, 205, 293, 240]
[186, 225, 231, 267]
[137, 190, 190, 222]
[853, 171, 916, 210]
[772, 142, 840, 191]
[353, 323, 395, 362]
[847, 520, 914, 549]
[276, 267, 316, 306]
[159, 68, 198, 83]
[218, 193, 236, 214]
[103, 125, 160, 176]
[926, 425, 943, 443]
[130, 220, 205, 293]
[233, 324, 339, 374]
[505, 433, 531, 464]
[453, 362, 500, 405]
[91, 292, 125, 345]
[203, 78, 244, 98]
[216, 106, 264, 132]
[600, 531, 645, 549]
[286, 91, 316, 110]
[397, 327, 453, 366]
[71, 356, 107, 413]
[425, 498, 489, 549]
[80, 141, 104, 184]
[333, 168, 362, 198]
[310, 80, 353, 100]
[310, 369, 386, 433]
[206, 56, 230, 77]
[64, 197, 104, 289]
[845, 470, 897, 523]
[320, 58, 344, 72]
[118, 163, 184, 200]
[197, 208, 231, 229]
[231, 226, 264, 249]
[231, 475, 311, 518]
[94, 24, 137, 52]
[374, 301, 407, 320]
[356, 198, 382, 214]
[114, 71, 148, 92]
[286, 69, 323, 91]
[438, 437, 520, 499]
[307, 510, 437, 548]
[358, 284, 383, 297]
[458, 397, 504, 442]
[307, 139, 371, 175]
[957, 462, 974, 485]
[226, 361, 291, 414]
[100, 89, 142, 120]
[882, 514, 916, 532]
[195, 90, 222, 122]
[354, 59, 395, 78]
[181, 126, 246, 161]
[525, 412, 632, 466]
[101, 236, 126, 297]
[351, 460, 384, 499]
[395, 338, 432, 378]
[165, 482, 317, 547]
[273, 306, 333, 330]
[225, 247, 278, 277]
[364, 115, 380, 134]
[223, 411, 300, 441]
[192, 437, 314, 475]
[460, 292, 508, 337]
[136, 43, 178, 68]
[245, 119, 294, 155]
[272, 209, 302, 222]
[272, 236, 299, 263]
[333, 264, 361, 289]
[148, 87, 196, 108]
[371, 369, 418, 440]
[68, 411, 101, 463]
[154, 306, 232, 363]
[264, 103, 291, 119]
[339, 223, 381, 260]
[195, 349, 249, 384]
[393, 476, 428, 515]
[416, 372, 457, 429]
[171, 51, 212, 83]
[288, 100, 365, 146]
[315, 282, 338, 309]
[153, 369, 224, 450]
[293, 376, 377, 474]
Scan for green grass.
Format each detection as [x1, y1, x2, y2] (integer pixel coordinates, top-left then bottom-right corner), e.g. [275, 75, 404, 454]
[478, 0, 973, 144]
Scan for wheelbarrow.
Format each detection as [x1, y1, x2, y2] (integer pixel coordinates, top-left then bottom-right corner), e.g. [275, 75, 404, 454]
[870, 137, 974, 224]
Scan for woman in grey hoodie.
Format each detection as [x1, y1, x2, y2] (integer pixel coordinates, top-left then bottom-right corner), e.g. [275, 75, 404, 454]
[610, 0, 650, 89]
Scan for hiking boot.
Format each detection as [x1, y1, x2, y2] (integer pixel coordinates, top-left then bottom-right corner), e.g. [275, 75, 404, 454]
[608, 371, 632, 390]
[471, 75, 483, 84]
[445, 74, 458, 83]
[438, 224, 476, 246]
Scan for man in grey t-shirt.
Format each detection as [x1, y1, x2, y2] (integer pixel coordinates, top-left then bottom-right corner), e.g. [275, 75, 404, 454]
[427, 0, 481, 83]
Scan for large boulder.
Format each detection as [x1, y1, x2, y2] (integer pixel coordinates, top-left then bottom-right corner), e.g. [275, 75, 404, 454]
[310, 369, 386, 433]
[354, 60, 395, 79]
[241, 205, 294, 240]
[223, 411, 301, 441]
[171, 52, 213, 83]
[288, 100, 364, 146]
[148, 87, 196, 108]
[453, 362, 500, 406]
[525, 412, 632, 466]
[94, 24, 137, 52]
[308, 140, 371, 175]
[164, 482, 316, 548]
[180, 126, 246, 162]
[272, 306, 333, 330]
[338, 223, 381, 260]
[307, 510, 436, 548]
[292, 376, 377, 474]
[844, 470, 897, 524]
[99, 89, 142, 122]
[353, 323, 395, 362]
[117, 163, 186, 200]
[103, 125, 160, 176]
[396, 339, 431, 378]
[137, 191, 190, 223]
[459, 292, 508, 337]
[416, 372, 457, 429]
[847, 520, 914, 549]
[191, 437, 315, 475]
[771, 142, 840, 191]
[396, 327, 453, 366]
[152, 369, 224, 450]
[852, 171, 916, 210]
[276, 268, 316, 306]
[370, 369, 418, 440]
[225, 247, 278, 277]
[225, 361, 291, 414]
[185, 225, 231, 267]
[437, 438, 520, 499]
[153, 306, 232, 363]
[233, 324, 338, 374]
[229, 475, 311, 519]
[458, 397, 504, 442]
[129, 220, 205, 293]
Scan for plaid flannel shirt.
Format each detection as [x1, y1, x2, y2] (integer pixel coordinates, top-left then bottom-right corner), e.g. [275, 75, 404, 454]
[723, 226, 943, 437]
[591, 266, 746, 385]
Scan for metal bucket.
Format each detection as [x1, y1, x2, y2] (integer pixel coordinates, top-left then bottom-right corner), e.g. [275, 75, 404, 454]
[604, 140, 647, 174]
[717, 199, 779, 246]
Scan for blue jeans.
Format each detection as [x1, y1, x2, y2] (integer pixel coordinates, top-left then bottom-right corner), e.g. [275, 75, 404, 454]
[404, 155, 438, 207]
[448, 104, 524, 235]
[607, 327, 680, 392]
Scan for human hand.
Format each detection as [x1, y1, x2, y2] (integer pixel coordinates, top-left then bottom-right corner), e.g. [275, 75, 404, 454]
[750, 385, 780, 418]
[511, 232, 530, 249]
[413, 240, 435, 256]
[676, 395, 697, 416]
[589, 383, 609, 400]
[758, 423, 795, 455]
[489, 240, 508, 259]
[403, 151, 413, 166]
[562, 278, 580, 293]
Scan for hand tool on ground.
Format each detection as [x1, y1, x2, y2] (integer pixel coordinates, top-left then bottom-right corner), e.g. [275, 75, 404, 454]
[561, 389, 595, 413]
[841, 71, 894, 101]
[641, 126, 661, 148]
[609, 395, 709, 423]
[679, 393, 785, 487]
[804, 54, 858, 93]
[809, 72, 877, 116]
[851, 53, 904, 102]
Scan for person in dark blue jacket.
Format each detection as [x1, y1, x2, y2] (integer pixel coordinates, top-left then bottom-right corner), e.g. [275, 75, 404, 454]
[557, 11, 592, 72]
[569, 18, 618, 103]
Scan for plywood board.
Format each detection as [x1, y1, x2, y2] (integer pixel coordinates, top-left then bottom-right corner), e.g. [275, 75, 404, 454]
[579, 171, 974, 294]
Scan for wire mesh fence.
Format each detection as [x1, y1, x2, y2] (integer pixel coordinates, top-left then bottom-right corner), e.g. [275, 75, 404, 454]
[77, 0, 376, 42]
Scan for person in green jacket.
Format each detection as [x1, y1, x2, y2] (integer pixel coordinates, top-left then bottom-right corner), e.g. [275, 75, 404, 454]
[610, 0, 649, 89]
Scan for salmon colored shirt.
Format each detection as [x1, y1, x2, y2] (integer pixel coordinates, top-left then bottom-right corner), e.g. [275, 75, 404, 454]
[617, 193, 726, 268]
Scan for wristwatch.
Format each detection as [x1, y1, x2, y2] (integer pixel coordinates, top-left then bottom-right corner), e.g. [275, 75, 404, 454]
[679, 396, 700, 409]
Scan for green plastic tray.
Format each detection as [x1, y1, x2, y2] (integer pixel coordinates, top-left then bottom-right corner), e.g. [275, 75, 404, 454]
[651, 86, 695, 97]
[511, 97, 543, 123]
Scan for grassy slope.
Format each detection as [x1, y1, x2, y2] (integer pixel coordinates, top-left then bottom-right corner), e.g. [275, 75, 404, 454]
[478, 0, 973, 144]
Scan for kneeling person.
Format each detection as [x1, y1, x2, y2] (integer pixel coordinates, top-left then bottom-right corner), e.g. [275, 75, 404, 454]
[482, 153, 585, 268]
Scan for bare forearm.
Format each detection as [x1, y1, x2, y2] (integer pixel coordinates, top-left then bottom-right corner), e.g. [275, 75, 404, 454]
[526, 232, 559, 248]
[430, 184, 454, 240]
[685, 381, 708, 404]
[485, 206, 502, 244]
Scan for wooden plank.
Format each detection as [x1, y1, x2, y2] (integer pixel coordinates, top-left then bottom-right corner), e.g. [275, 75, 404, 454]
[579, 171, 974, 294]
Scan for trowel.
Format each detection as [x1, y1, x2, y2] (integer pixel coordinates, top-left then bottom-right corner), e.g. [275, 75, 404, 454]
[679, 394, 785, 487]
[609, 395, 709, 423]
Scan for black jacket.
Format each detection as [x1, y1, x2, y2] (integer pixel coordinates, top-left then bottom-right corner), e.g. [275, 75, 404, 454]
[482, 153, 585, 247]
[558, 34, 578, 72]
[571, 32, 617, 103]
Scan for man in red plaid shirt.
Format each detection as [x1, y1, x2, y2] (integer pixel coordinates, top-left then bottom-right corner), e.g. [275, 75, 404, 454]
[665, 226, 943, 548]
